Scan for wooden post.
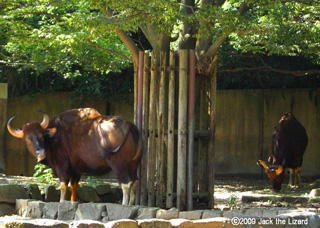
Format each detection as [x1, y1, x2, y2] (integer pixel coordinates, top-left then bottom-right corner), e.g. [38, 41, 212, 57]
[136, 51, 144, 205]
[140, 52, 150, 206]
[197, 80, 208, 193]
[208, 56, 218, 209]
[156, 51, 166, 208]
[166, 50, 175, 208]
[187, 50, 195, 211]
[177, 49, 188, 210]
[148, 51, 157, 207]
[134, 61, 138, 125]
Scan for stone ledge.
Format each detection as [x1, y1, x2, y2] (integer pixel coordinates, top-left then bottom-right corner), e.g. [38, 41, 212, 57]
[1, 213, 320, 228]
[13, 200, 320, 227]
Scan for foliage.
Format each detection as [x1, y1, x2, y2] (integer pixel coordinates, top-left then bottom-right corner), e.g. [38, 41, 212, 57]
[85, 176, 104, 187]
[33, 163, 55, 185]
[1, 0, 319, 77]
[229, 194, 239, 210]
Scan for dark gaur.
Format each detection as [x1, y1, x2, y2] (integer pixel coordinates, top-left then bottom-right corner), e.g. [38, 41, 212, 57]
[257, 112, 308, 191]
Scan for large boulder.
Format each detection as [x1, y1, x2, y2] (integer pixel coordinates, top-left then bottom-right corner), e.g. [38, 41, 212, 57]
[75, 203, 106, 220]
[0, 203, 15, 216]
[44, 185, 59, 202]
[43, 202, 59, 219]
[0, 184, 29, 203]
[58, 201, 79, 220]
[77, 186, 101, 202]
[25, 184, 43, 201]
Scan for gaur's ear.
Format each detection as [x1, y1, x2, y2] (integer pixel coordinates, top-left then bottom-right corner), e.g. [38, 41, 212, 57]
[47, 128, 57, 137]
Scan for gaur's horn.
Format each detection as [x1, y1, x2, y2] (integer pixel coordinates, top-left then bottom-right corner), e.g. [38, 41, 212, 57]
[7, 116, 24, 138]
[276, 165, 284, 176]
[37, 110, 50, 129]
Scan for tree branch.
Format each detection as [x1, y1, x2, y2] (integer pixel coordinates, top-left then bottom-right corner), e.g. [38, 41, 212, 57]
[87, 40, 132, 61]
[101, 8, 139, 64]
[220, 66, 320, 76]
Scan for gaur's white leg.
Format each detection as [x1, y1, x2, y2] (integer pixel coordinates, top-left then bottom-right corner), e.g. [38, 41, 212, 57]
[295, 167, 302, 186]
[121, 182, 133, 205]
[60, 182, 68, 202]
[289, 168, 295, 187]
[129, 180, 139, 205]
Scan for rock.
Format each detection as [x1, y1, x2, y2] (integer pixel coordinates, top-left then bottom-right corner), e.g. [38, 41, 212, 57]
[312, 179, 320, 189]
[70, 220, 105, 228]
[0, 184, 29, 203]
[202, 210, 223, 218]
[262, 208, 280, 218]
[136, 207, 159, 219]
[104, 219, 138, 228]
[94, 184, 112, 195]
[170, 219, 193, 227]
[223, 209, 244, 218]
[310, 188, 320, 197]
[156, 208, 179, 220]
[281, 196, 308, 204]
[193, 218, 230, 228]
[276, 211, 320, 228]
[179, 210, 203, 220]
[44, 185, 59, 202]
[75, 203, 106, 220]
[15, 199, 36, 217]
[105, 203, 138, 221]
[43, 202, 59, 219]
[77, 186, 101, 202]
[137, 219, 171, 228]
[0, 218, 69, 228]
[109, 186, 122, 203]
[25, 184, 43, 200]
[27, 201, 45, 218]
[58, 201, 79, 220]
[0, 203, 15, 216]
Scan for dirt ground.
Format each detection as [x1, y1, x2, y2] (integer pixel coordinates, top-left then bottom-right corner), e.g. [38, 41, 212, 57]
[213, 175, 320, 212]
[0, 173, 319, 212]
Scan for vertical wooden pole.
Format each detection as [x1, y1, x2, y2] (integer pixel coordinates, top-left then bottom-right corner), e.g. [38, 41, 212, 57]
[156, 51, 166, 208]
[148, 51, 157, 207]
[177, 49, 188, 210]
[187, 50, 195, 211]
[197, 80, 208, 193]
[134, 61, 138, 125]
[136, 51, 144, 205]
[140, 52, 149, 206]
[208, 56, 218, 209]
[166, 50, 175, 209]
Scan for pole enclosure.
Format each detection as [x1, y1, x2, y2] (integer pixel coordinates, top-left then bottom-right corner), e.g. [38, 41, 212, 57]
[136, 50, 217, 210]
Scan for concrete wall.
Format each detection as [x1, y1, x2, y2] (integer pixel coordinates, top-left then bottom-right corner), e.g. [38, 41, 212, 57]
[4, 89, 320, 177]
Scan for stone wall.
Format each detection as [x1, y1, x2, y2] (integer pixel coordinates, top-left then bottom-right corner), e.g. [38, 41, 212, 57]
[0, 183, 319, 227]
